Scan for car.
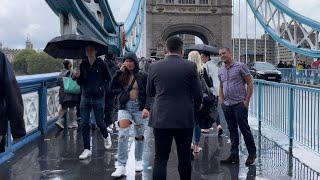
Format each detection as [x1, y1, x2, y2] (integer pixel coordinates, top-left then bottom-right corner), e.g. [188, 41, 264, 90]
[249, 62, 282, 82]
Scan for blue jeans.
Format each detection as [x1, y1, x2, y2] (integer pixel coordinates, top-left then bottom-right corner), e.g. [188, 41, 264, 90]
[192, 124, 201, 145]
[90, 109, 96, 126]
[116, 100, 146, 166]
[80, 97, 109, 150]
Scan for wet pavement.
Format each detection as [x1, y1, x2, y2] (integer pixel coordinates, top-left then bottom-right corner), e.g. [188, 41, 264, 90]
[0, 125, 319, 180]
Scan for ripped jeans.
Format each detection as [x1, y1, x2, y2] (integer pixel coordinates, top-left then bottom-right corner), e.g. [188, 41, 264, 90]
[116, 100, 147, 166]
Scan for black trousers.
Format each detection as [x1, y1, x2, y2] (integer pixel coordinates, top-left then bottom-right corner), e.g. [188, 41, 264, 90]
[222, 102, 256, 158]
[104, 96, 115, 127]
[0, 135, 6, 153]
[153, 128, 193, 180]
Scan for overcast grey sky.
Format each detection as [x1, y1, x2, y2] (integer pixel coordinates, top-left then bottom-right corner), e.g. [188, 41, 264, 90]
[0, 0, 319, 49]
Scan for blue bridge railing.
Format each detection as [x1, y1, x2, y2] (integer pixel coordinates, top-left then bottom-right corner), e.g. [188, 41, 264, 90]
[249, 79, 320, 154]
[0, 73, 59, 164]
[1, 73, 320, 164]
[279, 68, 320, 86]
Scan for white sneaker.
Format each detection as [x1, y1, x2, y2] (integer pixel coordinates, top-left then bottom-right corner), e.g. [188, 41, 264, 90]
[135, 161, 143, 172]
[55, 120, 64, 129]
[104, 134, 112, 149]
[111, 166, 126, 177]
[79, 149, 92, 160]
[68, 121, 78, 129]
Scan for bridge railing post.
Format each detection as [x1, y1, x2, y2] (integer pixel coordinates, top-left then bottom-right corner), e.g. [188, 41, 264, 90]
[38, 81, 48, 134]
[257, 81, 262, 131]
[288, 87, 294, 153]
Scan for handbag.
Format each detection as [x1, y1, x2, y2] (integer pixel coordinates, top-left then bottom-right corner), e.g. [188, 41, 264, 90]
[118, 77, 136, 104]
[63, 72, 80, 94]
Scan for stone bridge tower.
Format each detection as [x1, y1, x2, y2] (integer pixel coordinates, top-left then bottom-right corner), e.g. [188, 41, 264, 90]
[146, 0, 232, 56]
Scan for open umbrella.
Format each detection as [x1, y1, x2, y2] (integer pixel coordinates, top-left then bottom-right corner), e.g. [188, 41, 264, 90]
[44, 34, 108, 59]
[186, 44, 219, 55]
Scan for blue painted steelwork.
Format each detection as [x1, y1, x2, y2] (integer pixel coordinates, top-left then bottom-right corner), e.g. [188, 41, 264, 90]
[124, 0, 145, 52]
[98, 0, 118, 34]
[247, 0, 320, 58]
[269, 0, 320, 32]
[0, 73, 59, 164]
[250, 79, 320, 154]
[45, 0, 146, 55]
[279, 68, 320, 86]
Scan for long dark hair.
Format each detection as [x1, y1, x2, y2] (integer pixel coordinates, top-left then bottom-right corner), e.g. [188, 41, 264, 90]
[119, 68, 132, 87]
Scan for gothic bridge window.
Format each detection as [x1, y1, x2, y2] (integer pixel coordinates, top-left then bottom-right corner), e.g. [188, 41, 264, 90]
[199, 0, 209, 4]
[178, 0, 196, 4]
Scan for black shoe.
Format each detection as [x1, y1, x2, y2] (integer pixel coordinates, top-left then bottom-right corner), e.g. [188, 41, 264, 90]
[91, 124, 97, 130]
[220, 156, 240, 164]
[245, 154, 256, 165]
[218, 128, 223, 136]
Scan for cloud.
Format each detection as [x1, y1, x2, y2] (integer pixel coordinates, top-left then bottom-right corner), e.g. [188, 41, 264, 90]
[0, 0, 133, 49]
[0, 0, 319, 49]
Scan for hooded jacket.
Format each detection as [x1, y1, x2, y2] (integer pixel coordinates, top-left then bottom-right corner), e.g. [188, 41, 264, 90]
[0, 51, 26, 152]
[110, 52, 152, 111]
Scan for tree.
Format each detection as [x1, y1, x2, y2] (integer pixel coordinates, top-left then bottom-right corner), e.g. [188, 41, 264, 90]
[27, 52, 63, 74]
[13, 49, 63, 75]
[13, 49, 37, 75]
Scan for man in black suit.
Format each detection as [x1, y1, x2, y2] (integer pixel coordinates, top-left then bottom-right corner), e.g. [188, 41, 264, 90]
[147, 36, 203, 180]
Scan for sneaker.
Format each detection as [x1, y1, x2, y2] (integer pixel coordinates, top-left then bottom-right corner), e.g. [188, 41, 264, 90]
[193, 146, 202, 153]
[135, 161, 143, 172]
[245, 154, 256, 165]
[111, 166, 126, 177]
[104, 134, 112, 149]
[201, 129, 210, 134]
[220, 156, 240, 164]
[79, 149, 92, 160]
[107, 126, 113, 133]
[55, 121, 64, 129]
[68, 121, 78, 129]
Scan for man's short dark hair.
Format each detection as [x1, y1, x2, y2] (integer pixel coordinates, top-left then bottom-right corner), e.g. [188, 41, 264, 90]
[166, 36, 183, 53]
[201, 51, 210, 58]
[219, 47, 231, 53]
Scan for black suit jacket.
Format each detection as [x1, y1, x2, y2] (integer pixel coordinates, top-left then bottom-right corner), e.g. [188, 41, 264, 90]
[147, 54, 203, 129]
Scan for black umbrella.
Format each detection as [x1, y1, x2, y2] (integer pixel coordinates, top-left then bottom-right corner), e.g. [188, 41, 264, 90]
[44, 34, 108, 59]
[186, 44, 219, 55]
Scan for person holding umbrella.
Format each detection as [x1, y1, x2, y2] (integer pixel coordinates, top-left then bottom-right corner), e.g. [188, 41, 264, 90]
[74, 46, 112, 160]
[44, 34, 113, 160]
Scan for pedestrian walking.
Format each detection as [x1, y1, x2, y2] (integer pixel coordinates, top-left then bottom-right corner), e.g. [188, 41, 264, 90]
[201, 51, 223, 136]
[74, 46, 112, 160]
[110, 52, 152, 177]
[147, 36, 203, 180]
[55, 60, 79, 129]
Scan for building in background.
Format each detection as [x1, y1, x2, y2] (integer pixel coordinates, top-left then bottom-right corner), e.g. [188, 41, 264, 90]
[0, 38, 34, 63]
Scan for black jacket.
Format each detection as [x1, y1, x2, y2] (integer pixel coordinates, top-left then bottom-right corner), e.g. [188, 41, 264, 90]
[76, 58, 111, 99]
[110, 52, 152, 111]
[147, 54, 203, 129]
[0, 51, 26, 152]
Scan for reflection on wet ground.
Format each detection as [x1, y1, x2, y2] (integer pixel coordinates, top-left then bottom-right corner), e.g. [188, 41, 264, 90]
[0, 126, 319, 180]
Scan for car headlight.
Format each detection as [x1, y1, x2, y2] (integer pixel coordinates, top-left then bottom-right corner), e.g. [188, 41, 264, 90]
[256, 71, 265, 75]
